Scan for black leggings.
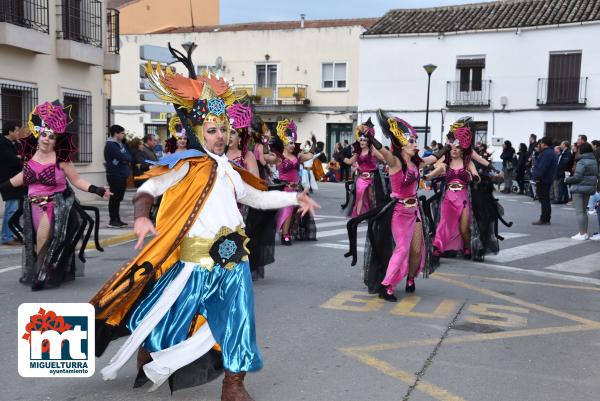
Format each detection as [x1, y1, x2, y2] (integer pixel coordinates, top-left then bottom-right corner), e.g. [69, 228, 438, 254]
[107, 176, 127, 222]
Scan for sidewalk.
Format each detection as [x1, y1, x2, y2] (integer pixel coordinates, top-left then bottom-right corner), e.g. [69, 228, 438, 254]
[0, 190, 137, 255]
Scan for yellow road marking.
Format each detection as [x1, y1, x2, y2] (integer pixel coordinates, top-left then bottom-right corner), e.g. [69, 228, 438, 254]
[340, 323, 600, 354]
[342, 350, 467, 401]
[465, 303, 529, 328]
[432, 274, 600, 326]
[319, 290, 385, 312]
[341, 323, 600, 401]
[436, 272, 600, 292]
[390, 296, 459, 319]
[338, 274, 600, 400]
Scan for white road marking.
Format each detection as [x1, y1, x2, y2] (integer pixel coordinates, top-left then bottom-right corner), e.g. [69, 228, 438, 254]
[315, 243, 364, 252]
[315, 214, 347, 219]
[464, 262, 600, 286]
[0, 265, 20, 274]
[485, 237, 579, 263]
[317, 226, 367, 239]
[524, 201, 536, 205]
[561, 207, 575, 211]
[545, 252, 600, 274]
[316, 220, 349, 229]
[339, 237, 366, 244]
[497, 232, 529, 240]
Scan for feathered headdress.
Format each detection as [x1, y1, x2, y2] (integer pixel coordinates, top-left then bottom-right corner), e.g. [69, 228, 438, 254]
[144, 42, 249, 150]
[20, 100, 77, 162]
[449, 116, 473, 150]
[354, 117, 375, 140]
[376, 109, 417, 149]
[165, 115, 189, 154]
[275, 118, 297, 146]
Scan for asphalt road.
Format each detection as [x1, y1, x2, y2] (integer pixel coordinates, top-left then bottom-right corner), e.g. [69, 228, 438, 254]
[1, 182, 599, 401]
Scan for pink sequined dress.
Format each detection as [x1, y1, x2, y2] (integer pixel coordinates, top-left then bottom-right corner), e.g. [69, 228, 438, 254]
[351, 152, 378, 217]
[380, 165, 426, 289]
[275, 157, 300, 231]
[433, 167, 472, 252]
[23, 160, 67, 231]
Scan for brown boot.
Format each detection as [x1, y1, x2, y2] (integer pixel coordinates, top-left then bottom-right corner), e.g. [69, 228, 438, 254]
[133, 347, 152, 388]
[221, 371, 254, 401]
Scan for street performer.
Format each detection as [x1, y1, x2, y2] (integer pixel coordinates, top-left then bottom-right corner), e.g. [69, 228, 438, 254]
[90, 52, 319, 401]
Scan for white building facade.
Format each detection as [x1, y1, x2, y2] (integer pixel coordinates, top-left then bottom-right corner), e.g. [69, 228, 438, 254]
[110, 18, 376, 158]
[0, 0, 121, 210]
[358, 0, 600, 159]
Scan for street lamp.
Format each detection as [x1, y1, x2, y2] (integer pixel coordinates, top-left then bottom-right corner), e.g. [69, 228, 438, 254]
[423, 64, 437, 147]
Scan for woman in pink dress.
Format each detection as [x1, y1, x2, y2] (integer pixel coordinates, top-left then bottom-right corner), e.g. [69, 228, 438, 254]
[342, 118, 386, 217]
[346, 110, 449, 301]
[428, 122, 480, 259]
[1, 101, 110, 290]
[251, 116, 278, 182]
[272, 119, 316, 245]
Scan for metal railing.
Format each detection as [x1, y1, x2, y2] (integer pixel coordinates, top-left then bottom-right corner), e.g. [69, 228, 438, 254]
[446, 80, 492, 107]
[56, 0, 102, 48]
[0, 83, 39, 131]
[537, 77, 588, 106]
[106, 8, 119, 54]
[232, 84, 309, 105]
[63, 92, 93, 163]
[0, 0, 49, 33]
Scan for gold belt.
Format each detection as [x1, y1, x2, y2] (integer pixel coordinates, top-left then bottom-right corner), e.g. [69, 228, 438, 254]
[179, 225, 249, 271]
[448, 183, 465, 192]
[398, 197, 418, 208]
[29, 195, 54, 206]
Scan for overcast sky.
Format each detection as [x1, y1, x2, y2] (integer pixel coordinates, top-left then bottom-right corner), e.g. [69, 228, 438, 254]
[220, 0, 495, 24]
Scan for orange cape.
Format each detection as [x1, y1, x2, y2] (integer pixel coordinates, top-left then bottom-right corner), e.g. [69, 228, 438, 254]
[90, 156, 266, 332]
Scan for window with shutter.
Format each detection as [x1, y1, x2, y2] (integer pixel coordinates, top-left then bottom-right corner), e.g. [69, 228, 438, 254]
[321, 62, 347, 89]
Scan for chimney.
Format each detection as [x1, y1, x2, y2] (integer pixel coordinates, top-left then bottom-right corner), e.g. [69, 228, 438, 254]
[300, 14, 305, 28]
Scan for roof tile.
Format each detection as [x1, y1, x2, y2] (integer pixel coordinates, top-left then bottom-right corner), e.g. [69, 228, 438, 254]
[364, 0, 600, 35]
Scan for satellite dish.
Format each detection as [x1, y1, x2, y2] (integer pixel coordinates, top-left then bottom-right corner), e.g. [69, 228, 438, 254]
[215, 56, 223, 69]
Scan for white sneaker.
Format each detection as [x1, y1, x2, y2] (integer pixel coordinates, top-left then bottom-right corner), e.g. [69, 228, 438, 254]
[571, 233, 589, 241]
[587, 210, 596, 216]
[590, 233, 600, 241]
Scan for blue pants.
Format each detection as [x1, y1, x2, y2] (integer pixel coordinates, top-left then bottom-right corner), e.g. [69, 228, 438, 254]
[1, 199, 18, 243]
[128, 260, 263, 373]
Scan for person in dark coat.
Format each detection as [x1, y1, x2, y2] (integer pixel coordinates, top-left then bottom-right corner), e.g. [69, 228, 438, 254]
[500, 140, 516, 193]
[515, 143, 528, 194]
[531, 137, 557, 225]
[553, 141, 572, 204]
[104, 124, 132, 227]
[339, 139, 352, 181]
[0, 122, 27, 245]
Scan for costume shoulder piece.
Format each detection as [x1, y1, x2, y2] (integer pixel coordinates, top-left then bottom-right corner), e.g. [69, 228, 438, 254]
[149, 149, 206, 169]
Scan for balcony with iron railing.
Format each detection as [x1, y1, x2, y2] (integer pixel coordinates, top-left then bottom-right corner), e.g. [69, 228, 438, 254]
[104, 8, 120, 74]
[446, 80, 492, 108]
[0, 0, 51, 54]
[537, 77, 588, 107]
[55, 0, 103, 66]
[233, 84, 310, 112]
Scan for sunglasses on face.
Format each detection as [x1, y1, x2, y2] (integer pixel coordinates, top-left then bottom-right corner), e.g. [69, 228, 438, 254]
[39, 131, 56, 140]
[358, 137, 368, 142]
[407, 138, 416, 144]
